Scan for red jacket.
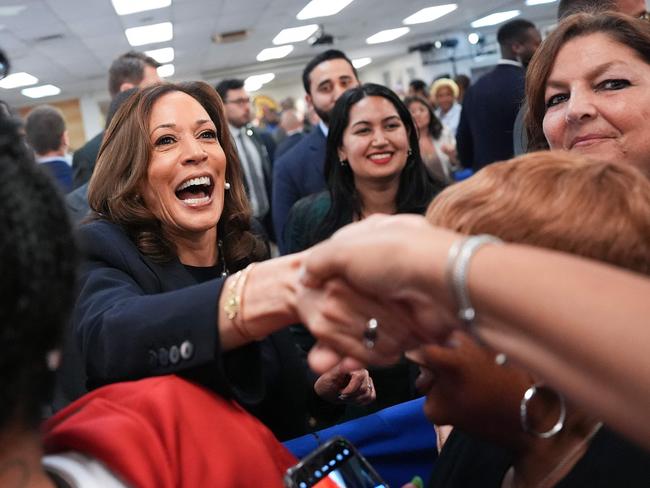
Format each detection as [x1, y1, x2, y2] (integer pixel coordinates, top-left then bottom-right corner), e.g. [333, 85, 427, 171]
[43, 376, 297, 487]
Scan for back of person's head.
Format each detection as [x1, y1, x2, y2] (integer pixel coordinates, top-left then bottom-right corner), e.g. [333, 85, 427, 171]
[497, 18, 537, 47]
[426, 151, 650, 274]
[104, 87, 138, 130]
[302, 49, 358, 94]
[0, 118, 76, 431]
[108, 51, 161, 98]
[558, 0, 615, 18]
[525, 12, 650, 151]
[215, 78, 245, 101]
[280, 108, 302, 132]
[409, 79, 427, 93]
[24, 105, 66, 155]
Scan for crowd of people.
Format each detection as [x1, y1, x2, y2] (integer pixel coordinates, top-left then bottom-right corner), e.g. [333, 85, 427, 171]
[1, 0, 650, 487]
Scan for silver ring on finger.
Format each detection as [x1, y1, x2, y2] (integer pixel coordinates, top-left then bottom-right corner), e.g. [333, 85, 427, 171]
[363, 318, 379, 349]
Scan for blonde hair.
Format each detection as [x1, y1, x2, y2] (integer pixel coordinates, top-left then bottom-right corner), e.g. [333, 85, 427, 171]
[427, 151, 650, 274]
[430, 78, 459, 99]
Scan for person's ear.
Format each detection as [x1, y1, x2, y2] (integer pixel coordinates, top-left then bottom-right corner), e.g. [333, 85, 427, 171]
[61, 130, 69, 150]
[338, 146, 347, 162]
[120, 82, 136, 93]
[305, 93, 314, 110]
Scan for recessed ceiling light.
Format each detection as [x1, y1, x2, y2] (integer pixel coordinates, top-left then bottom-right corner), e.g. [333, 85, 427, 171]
[273, 25, 319, 45]
[21, 84, 60, 99]
[352, 57, 372, 69]
[525, 0, 556, 5]
[468, 32, 480, 45]
[256, 45, 294, 62]
[111, 0, 171, 16]
[471, 10, 520, 28]
[125, 22, 173, 47]
[157, 64, 174, 77]
[366, 27, 410, 45]
[403, 4, 458, 25]
[296, 0, 354, 20]
[0, 6, 27, 16]
[145, 47, 175, 64]
[244, 73, 276, 92]
[0, 72, 38, 89]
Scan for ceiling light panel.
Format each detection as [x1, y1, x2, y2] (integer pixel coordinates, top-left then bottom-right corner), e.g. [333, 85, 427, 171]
[366, 27, 410, 45]
[403, 4, 458, 25]
[157, 64, 175, 77]
[244, 73, 276, 92]
[296, 0, 354, 20]
[525, 0, 556, 5]
[145, 47, 175, 64]
[471, 10, 520, 28]
[125, 22, 173, 47]
[352, 57, 372, 69]
[273, 25, 319, 45]
[112, 0, 171, 16]
[256, 45, 294, 62]
[0, 72, 38, 89]
[21, 84, 60, 99]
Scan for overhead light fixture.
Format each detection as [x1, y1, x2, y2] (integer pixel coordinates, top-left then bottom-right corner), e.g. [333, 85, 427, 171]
[244, 73, 275, 92]
[145, 47, 175, 64]
[256, 45, 294, 62]
[297, 0, 354, 20]
[273, 24, 319, 45]
[111, 0, 171, 16]
[0, 72, 38, 89]
[525, 0, 556, 5]
[468, 32, 480, 45]
[366, 27, 410, 45]
[125, 22, 173, 47]
[351, 57, 372, 69]
[157, 64, 175, 77]
[403, 4, 458, 25]
[471, 10, 520, 28]
[21, 84, 60, 99]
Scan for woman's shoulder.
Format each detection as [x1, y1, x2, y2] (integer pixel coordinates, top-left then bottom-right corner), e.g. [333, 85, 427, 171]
[77, 219, 140, 263]
[284, 192, 331, 253]
[290, 191, 331, 219]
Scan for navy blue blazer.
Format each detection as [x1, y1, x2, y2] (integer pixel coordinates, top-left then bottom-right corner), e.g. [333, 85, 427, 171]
[272, 128, 327, 253]
[73, 219, 333, 439]
[39, 158, 73, 193]
[456, 64, 525, 171]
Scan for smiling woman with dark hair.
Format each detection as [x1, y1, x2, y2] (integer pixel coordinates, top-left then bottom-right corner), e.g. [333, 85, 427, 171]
[74, 81, 374, 440]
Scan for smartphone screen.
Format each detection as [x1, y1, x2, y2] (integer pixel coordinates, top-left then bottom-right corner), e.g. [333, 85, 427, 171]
[285, 436, 388, 488]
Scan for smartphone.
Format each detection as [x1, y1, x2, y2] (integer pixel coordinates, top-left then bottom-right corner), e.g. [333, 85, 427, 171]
[284, 436, 388, 488]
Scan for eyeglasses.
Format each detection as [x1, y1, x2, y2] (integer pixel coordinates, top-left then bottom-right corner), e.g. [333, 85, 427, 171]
[638, 11, 650, 21]
[225, 98, 251, 106]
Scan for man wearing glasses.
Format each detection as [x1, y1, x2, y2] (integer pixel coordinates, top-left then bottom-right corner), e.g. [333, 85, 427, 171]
[217, 79, 274, 240]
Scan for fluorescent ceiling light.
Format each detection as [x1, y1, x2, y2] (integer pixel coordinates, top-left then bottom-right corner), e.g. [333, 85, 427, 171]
[145, 47, 175, 64]
[111, 0, 171, 16]
[273, 24, 319, 45]
[352, 57, 372, 69]
[296, 0, 354, 20]
[244, 73, 275, 92]
[468, 32, 480, 45]
[0, 72, 38, 89]
[366, 27, 410, 45]
[157, 64, 175, 77]
[256, 45, 293, 62]
[21, 84, 60, 99]
[125, 22, 173, 47]
[403, 4, 457, 25]
[471, 10, 520, 28]
[525, 0, 556, 5]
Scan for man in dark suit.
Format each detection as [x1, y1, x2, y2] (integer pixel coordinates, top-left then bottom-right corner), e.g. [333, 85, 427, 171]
[456, 19, 541, 171]
[272, 49, 359, 252]
[72, 51, 161, 189]
[24, 105, 73, 193]
[274, 108, 304, 159]
[216, 79, 275, 240]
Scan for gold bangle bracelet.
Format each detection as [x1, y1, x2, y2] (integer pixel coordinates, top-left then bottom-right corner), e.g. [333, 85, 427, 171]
[223, 263, 258, 341]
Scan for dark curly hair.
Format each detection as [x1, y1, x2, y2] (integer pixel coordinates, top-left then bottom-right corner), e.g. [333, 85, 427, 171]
[0, 117, 76, 430]
[88, 81, 266, 268]
[315, 83, 440, 243]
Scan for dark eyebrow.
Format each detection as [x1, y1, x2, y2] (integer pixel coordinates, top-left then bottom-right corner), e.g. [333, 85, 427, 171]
[150, 119, 213, 136]
[350, 115, 400, 128]
[546, 61, 622, 90]
[317, 79, 333, 90]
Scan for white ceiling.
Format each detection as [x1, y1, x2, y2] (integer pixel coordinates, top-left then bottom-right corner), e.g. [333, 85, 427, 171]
[0, 0, 559, 108]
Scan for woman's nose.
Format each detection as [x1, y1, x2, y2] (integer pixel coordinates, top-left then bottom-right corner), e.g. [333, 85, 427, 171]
[181, 137, 208, 164]
[565, 89, 598, 123]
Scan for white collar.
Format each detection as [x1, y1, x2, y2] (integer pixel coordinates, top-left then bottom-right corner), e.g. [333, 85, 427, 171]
[318, 121, 328, 137]
[498, 58, 523, 68]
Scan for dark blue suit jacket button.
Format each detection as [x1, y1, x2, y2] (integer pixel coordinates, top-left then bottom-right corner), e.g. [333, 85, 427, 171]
[169, 344, 180, 364]
[158, 347, 170, 367]
[148, 350, 158, 369]
[180, 340, 194, 360]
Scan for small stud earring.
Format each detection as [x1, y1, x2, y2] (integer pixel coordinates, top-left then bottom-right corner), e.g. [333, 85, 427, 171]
[340, 159, 348, 167]
[407, 148, 413, 156]
[224, 182, 231, 190]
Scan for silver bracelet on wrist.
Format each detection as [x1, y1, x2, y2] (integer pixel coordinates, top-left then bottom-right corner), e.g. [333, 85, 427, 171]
[446, 234, 503, 340]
